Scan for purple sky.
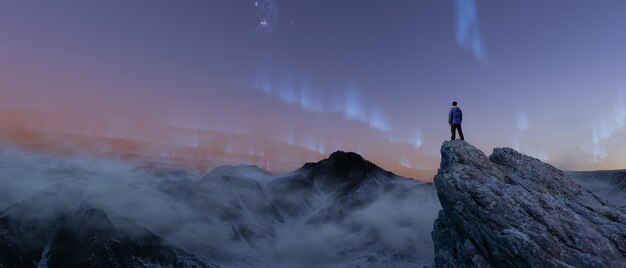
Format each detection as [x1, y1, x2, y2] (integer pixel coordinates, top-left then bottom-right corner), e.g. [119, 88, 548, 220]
[1, 0, 625, 180]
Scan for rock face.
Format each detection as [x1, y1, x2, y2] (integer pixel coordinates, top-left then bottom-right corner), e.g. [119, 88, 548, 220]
[0, 191, 216, 268]
[432, 140, 626, 268]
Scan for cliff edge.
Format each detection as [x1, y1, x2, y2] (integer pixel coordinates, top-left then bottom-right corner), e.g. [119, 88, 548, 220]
[432, 140, 626, 267]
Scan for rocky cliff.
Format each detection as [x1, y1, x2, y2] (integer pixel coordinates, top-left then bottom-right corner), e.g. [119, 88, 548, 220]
[432, 140, 626, 267]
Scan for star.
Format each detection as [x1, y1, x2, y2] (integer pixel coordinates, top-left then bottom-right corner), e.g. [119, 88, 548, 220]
[253, 0, 278, 33]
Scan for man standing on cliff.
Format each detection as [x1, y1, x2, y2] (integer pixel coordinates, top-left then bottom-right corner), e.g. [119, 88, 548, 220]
[449, 101, 464, 140]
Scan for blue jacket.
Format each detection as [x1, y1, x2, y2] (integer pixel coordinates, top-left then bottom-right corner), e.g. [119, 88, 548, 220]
[449, 107, 462, 124]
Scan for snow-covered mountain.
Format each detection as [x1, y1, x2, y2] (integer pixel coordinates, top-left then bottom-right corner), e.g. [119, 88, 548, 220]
[158, 151, 440, 267]
[0, 147, 440, 267]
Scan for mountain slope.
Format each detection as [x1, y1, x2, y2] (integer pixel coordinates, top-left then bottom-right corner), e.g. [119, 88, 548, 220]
[158, 151, 440, 267]
[432, 140, 626, 267]
[0, 190, 216, 268]
[567, 169, 626, 207]
[0, 147, 441, 267]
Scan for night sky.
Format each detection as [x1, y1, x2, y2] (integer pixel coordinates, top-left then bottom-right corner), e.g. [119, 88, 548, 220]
[1, 0, 626, 180]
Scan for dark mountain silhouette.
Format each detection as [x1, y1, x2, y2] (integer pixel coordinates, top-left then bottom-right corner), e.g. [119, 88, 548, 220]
[296, 150, 397, 196]
[301, 150, 391, 178]
[0, 190, 216, 268]
[157, 150, 439, 267]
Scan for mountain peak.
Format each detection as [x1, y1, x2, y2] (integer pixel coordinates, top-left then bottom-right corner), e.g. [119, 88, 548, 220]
[327, 150, 368, 166]
[432, 141, 626, 267]
[300, 150, 381, 179]
[440, 140, 493, 171]
[203, 164, 267, 180]
[294, 151, 403, 195]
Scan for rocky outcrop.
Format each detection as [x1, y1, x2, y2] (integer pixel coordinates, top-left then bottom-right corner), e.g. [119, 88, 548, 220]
[432, 140, 626, 268]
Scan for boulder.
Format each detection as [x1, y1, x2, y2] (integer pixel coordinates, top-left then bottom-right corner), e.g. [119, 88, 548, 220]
[432, 140, 626, 268]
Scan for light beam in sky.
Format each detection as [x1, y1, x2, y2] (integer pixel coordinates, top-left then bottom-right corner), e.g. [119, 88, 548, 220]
[454, 0, 486, 62]
[517, 110, 529, 132]
[1, 1, 626, 181]
[590, 92, 626, 161]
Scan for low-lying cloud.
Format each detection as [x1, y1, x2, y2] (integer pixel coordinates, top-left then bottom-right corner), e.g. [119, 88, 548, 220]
[0, 145, 441, 267]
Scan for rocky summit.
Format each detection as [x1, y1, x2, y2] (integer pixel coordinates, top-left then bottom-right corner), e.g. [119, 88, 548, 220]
[432, 140, 626, 268]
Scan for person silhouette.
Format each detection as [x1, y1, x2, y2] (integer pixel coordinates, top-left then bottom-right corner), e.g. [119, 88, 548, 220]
[449, 101, 464, 140]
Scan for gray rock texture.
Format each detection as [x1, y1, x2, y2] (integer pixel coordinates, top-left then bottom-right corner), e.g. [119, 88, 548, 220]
[432, 140, 626, 268]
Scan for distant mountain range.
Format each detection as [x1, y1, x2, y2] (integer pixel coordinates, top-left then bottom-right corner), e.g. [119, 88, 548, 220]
[567, 169, 626, 207]
[0, 145, 624, 267]
[0, 190, 215, 267]
[156, 151, 440, 266]
[0, 149, 439, 267]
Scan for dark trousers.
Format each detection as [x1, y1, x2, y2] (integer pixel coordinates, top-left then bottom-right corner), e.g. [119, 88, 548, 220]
[451, 124, 464, 140]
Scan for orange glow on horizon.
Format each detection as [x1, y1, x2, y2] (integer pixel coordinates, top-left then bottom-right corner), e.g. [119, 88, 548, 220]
[0, 105, 437, 181]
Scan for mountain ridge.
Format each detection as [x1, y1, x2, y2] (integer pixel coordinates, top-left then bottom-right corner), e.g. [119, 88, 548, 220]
[156, 149, 439, 266]
[4, 145, 625, 267]
[0, 189, 217, 268]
